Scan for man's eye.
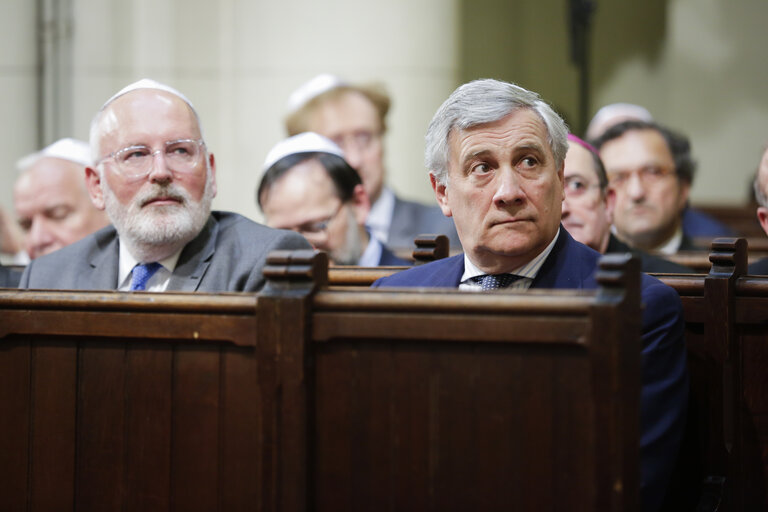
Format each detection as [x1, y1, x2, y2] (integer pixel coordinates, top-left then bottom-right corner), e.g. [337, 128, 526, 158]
[519, 157, 538, 168]
[18, 219, 31, 232]
[471, 163, 491, 174]
[567, 179, 585, 190]
[47, 205, 72, 220]
[120, 147, 150, 163]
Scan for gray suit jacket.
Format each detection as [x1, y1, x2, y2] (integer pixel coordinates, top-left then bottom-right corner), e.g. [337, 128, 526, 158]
[19, 211, 311, 292]
[386, 196, 461, 251]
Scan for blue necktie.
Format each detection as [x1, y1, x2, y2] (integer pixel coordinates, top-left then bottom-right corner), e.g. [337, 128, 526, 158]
[129, 262, 162, 291]
[470, 273, 521, 290]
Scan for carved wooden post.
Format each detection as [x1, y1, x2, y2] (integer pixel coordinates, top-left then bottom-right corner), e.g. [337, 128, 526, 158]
[412, 234, 449, 264]
[594, 253, 641, 512]
[706, 237, 747, 508]
[257, 249, 328, 512]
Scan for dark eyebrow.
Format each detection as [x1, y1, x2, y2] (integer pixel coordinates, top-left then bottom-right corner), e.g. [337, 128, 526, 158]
[461, 149, 493, 168]
[516, 143, 546, 157]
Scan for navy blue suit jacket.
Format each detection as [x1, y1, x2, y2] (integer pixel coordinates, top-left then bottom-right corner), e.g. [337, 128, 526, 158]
[373, 228, 688, 512]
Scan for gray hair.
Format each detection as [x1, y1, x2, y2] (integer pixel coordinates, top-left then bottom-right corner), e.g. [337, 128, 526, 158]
[425, 79, 569, 185]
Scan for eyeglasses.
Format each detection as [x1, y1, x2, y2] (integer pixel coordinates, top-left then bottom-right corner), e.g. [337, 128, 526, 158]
[96, 139, 206, 179]
[607, 165, 676, 189]
[290, 202, 344, 240]
[564, 175, 601, 199]
[331, 130, 381, 153]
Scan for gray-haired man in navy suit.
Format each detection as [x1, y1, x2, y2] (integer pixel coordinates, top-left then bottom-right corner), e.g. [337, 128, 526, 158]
[374, 79, 688, 512]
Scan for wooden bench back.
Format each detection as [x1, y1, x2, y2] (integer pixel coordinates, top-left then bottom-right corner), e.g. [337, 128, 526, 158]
[0, 251, 642, 512]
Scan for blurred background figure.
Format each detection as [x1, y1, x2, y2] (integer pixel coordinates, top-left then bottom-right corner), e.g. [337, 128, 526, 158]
[284, 74, 460, 251]
[585, 102, 653, 141]
[562, 134, 692, 272]
[595, 120, 724, 254]
[587, 104, 734, 240]
[13, 138, 109, 260]
[259, 132, 409, 266]
[749, 145, 768, 274]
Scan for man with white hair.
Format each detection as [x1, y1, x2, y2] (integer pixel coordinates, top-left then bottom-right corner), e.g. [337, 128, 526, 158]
[14, 138, 109, 260]
[374, 79, 688, 512]
[20, 79, 310, 292]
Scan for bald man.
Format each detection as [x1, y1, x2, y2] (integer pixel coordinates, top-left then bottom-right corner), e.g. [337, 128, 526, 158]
[14, 138, 109, 259]
[20, 80, 309, 292]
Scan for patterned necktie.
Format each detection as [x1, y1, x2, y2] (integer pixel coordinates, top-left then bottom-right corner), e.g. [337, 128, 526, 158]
[470, 273, 522, 290]
[129, 262, 162, 291]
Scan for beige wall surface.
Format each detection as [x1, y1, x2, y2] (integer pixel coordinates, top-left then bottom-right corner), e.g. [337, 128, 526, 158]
[0, 0, 765, 238]
[460, 0, 768, 206]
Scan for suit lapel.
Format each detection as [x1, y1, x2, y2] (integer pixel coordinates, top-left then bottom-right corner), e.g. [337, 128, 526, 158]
[88, 227, 120, 289]
[531, 228, 597, 290]
[167, 215, 218, 292]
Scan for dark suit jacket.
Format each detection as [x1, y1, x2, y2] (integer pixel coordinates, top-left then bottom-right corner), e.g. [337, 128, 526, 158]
[682, 207, 736, 238]
[0, 264, 21, 288]
[378, 244, 410, 266]
[374, 228, 688, 512]
[607, 234, 695, 274]
[748, 257, 768, 275]
[20, 211, 311, 292]
[387, 195, 461, 251]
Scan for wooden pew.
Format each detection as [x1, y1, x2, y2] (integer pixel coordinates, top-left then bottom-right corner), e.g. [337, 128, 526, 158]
[301, 253, 642, 512]
[657, 239, 768, 510]
[326, 239, 768, 510]
[0, 290, 266, 511]
[0, 251, 644, 511]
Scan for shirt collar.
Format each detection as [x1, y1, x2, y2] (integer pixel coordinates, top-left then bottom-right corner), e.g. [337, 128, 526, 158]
[366, 186, 395, 243]
[357, 233, 384, 267]
[460, 228, 560, 290]
[655, 226, 683, 254]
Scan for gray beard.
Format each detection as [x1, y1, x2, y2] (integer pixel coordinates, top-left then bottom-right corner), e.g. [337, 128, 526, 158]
[102, 172, 214, 262]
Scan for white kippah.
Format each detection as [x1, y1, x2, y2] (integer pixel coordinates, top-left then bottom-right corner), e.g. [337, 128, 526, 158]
[16, 137, 92, 171]
[263, 132, 345, 172]
[100, 78, 196, 113]
[286, 74, 347, 114]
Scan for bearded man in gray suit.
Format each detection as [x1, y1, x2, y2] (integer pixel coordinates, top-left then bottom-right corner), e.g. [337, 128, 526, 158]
[20, 79, 310, 292]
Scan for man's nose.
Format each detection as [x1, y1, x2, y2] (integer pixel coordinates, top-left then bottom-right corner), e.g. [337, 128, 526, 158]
[147, 150, 173, 183]
[27, 217, 55, 258]
[342, 145, 364, 171]
[493, 167, 525, 206]
[625, 171, 646, 199]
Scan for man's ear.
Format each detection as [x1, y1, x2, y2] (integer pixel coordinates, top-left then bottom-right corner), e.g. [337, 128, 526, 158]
[350, 183, 371, 226]
[208, 152, 218, 197]
[757, 206, 768, 237]
[430, 172, 452, 217]
[85, 166, 106, 210]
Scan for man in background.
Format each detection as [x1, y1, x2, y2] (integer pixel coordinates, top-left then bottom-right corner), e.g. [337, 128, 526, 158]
[594, 120, 706, 254]
[284, 74, 460, 251]
[259, 132, 408, 266]
[14, 138, 109, 260]
[587, 104, 733, 239]
[21, 79, 310, 291]
[562, 134, 693, 273]
[749, 145, 768, 274]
